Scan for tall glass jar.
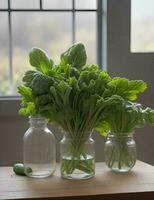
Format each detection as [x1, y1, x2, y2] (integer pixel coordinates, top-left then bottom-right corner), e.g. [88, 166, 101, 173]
[104, 133, 136, 172]
[60, 133, 95, 180]
[23, 116, 56, 178]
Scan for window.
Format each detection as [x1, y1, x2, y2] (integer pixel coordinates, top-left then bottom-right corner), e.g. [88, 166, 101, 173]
[131, 0, 154, 52]
[0, 0, 104, 97]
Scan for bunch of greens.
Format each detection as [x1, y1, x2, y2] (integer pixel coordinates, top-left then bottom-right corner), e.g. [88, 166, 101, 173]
[100, 96, 154, 171]
[18, 43, 154, 175]
[98, 95, 154, 136]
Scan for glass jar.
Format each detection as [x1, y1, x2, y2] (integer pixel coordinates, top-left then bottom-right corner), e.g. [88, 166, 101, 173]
[104, 133, 136, 172]
[60, 133, 95, 180]
[23, 117, 56, 178]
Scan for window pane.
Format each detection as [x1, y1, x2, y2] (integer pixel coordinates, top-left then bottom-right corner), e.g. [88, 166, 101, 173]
[131, 0, 154, 52]
[76, 12, 96, 63]
[0, 0, 8, 8]
[43, 0, 72, 9]
[12, 12, 72, 95]
[75, 0, 96, 9]
[0, 13, 9, 96]
[11, 0, 39, 9]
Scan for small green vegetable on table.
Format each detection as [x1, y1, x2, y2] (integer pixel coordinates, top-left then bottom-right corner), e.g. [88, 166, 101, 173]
[13, 163, 32, 176]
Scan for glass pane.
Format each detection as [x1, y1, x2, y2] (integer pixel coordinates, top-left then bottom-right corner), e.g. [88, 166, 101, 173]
[43, 0, 72, 9]
[0, 12, 9, 96]
[75, 0, 96, 9]
[0, 0, 8, 8]
[11, 0, 39, 9]
[12, 12, 72, 95]
[76, 12, 96, 63]
[131, 0, 154, 52]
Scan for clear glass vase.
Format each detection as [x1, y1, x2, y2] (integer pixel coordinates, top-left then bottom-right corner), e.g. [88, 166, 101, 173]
[23, 116, 56, 178]
[104, 133, 136, 172]
[60, 133, 95, 180]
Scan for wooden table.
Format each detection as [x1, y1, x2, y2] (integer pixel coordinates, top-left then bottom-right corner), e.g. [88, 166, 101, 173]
[0, 161, 154, 200]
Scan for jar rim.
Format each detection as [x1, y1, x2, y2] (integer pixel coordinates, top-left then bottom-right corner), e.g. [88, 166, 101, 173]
[109, 131, 134, 134]
[29, 116, 48, 123]
[62, 132, 93, 140]
[29, 115, 46, 120]
[108, 133, 134, 138]
[63, 136, 92, 140]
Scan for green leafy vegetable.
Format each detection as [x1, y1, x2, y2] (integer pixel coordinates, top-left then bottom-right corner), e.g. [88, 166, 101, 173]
[18, 85, 34, 102]
[30, 73, 53, 95]
[18, 43, 154, 175]
[29, 47, 53, 74]
[19, 43, 153, 135]
[19, 102, 37, 116]
[22, 70, 39, 86]
[18, 43, 153, 134]
[96, 121, 110, 137]
[98, 96, 154, 136]
[60, 43, 87, 69]
[103, 78, 147, 101]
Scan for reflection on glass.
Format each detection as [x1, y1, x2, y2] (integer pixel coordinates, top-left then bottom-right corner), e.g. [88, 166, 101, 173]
[11, 0, 39, 9]
[43, 0, 72, 9]
[0, 13, 9, 96]
[75, 0, 96, 9]
[12, 12, 72, 95]
[0, 0, 8, 9]
[76, 12, 96, 64]
[131, 0, 154, 52]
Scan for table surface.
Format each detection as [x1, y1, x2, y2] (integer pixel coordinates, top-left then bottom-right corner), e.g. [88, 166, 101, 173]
[0, 161, 154, 200]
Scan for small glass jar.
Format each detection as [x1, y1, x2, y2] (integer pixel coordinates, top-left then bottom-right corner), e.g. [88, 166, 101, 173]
[23, 116, 56, 178]
[60, 133, 95, 180]
[104, 133, 136, 172]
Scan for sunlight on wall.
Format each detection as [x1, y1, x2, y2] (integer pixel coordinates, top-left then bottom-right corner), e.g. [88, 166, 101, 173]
[131, 0, 154, 52]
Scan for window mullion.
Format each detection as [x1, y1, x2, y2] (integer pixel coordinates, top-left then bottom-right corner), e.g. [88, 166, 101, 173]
[72, 0, 75, 43]
[97, 0, 103, 69]
[8, 0, 13, 95]
[40, 0, 43, 10]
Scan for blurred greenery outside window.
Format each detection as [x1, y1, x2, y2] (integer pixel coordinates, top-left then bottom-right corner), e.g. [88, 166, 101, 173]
[0, 0, 103, 97]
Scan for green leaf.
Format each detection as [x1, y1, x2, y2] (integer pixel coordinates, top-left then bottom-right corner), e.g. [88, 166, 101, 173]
[36, 94, 51, 105]
[29, 48, 53, 74]
[96, 121, 110, 137]
[70, 67, 80, 79]
[18, 85, 34, 101]
[60, 43, 87, 69]
[22, 70, 39, 86]
[143, 107, 154, 124]
[128, 80, 147, 92]
[38, 104, 57, 121]
[19, 108, 27, 116]
[105, 78, 147, 100]
[19, 102, 36, 116]
[30, 74, 53, 95]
